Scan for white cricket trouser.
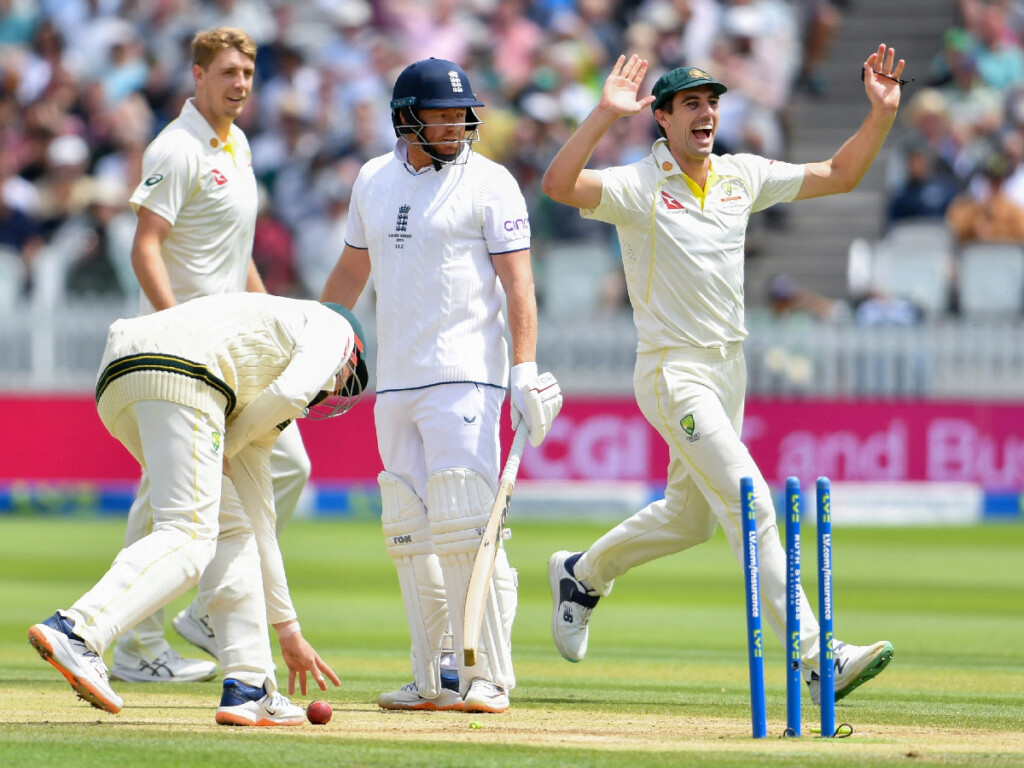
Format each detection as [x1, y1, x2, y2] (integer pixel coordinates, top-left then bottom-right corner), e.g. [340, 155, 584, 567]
[114, 420, 309, 666]
[375, 384, 502, 500]
[375, 384, 517, 689]
[574, 345, 823, 667]
[68, 401, 222, 655]
[73, 400, 276, 689]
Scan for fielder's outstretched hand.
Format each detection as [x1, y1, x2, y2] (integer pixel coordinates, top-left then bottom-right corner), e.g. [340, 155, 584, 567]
[602, 54, 656, 117]
[276, 626, 341, 695]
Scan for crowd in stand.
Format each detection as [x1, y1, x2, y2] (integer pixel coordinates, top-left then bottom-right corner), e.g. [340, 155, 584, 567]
[0, 0, 849, 311]
[887, 0, 1024, 245]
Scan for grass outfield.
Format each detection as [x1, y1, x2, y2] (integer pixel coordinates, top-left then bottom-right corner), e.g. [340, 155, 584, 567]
[1, 515, 1022, 767]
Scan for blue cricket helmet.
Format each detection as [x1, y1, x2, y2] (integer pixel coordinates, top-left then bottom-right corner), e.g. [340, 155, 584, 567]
[390, 58, 485, 112]
[390, 59, 484, 167]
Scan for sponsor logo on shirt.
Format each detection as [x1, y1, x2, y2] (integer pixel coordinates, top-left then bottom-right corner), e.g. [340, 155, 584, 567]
[144, 174, 163, 186]
[503, 217, 530, 233]
[210, 169, 227, 186]
[660, 190, 686, 212]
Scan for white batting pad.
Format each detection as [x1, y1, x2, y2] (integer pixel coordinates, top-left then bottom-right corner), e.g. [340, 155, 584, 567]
[379, 471, 449, 698]
[426, 469, 516, 690]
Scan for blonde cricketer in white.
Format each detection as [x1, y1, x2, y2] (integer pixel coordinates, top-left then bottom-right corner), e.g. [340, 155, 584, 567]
[541, 48, 902, 703]
[321, 58, 562, 714]
[113, 27, 313, 683]
[29, 293, 368, 725]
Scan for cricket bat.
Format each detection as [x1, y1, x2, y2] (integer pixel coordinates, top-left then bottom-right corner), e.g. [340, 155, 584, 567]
[463, 424, 529, 667]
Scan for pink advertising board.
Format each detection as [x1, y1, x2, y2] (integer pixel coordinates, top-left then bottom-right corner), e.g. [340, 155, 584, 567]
[1, 395, 1021, 490]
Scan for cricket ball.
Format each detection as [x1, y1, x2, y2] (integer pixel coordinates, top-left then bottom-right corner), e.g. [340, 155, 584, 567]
[306, 699, 332, 725]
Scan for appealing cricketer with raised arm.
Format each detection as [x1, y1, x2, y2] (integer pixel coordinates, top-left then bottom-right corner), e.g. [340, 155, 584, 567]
[541, 47, 901, 704]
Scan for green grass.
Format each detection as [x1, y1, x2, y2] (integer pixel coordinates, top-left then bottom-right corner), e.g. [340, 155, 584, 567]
[2, 515, 1023, 766]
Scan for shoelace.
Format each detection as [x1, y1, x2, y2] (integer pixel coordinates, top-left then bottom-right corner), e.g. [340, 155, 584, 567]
[471, 680, 503, 696]
[264, 692, 292, 709]
[73, 637, 111, 679]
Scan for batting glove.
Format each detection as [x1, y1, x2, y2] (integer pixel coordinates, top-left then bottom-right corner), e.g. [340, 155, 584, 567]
[510, 362, 563, 447]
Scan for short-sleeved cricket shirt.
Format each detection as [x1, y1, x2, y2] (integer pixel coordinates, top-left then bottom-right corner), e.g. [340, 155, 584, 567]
[129, 99, 258, 315]
[583, 138, 804, 352]
[345, 143, 531, 392]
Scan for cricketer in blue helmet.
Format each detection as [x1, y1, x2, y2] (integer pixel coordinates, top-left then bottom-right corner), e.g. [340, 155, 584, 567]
[320, 57, 563, 714]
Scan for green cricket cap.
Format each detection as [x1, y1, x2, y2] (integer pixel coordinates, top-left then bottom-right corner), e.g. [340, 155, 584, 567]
[650, 67, 728, 112]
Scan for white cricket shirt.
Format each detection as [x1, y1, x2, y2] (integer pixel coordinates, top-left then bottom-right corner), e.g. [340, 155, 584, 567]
[346, 142, 531, 392]
[129, 99, 258, 315]
[583, 138, 804, 352]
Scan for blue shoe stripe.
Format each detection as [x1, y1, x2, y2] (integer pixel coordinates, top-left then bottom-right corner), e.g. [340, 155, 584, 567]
[560, 578, 600, 609]
[219, 679, 267, 706]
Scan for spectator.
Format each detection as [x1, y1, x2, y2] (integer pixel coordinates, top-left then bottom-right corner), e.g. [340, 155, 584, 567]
[767, 272, 850, 323]
[0, 155, 43, 293]
[971, 0, 1024, 92]
[34, 133, 93, 238]
[947, 150, 1024, 244]
[62, 177, 135, 298]
[251, 185, 298, 297]
[886, 143, 960, 224]
[294, 170, 356, 301]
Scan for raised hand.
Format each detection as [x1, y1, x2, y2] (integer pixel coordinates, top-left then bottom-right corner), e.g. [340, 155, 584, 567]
[862, 44, 906, 111]
[601, 54, 657, 117]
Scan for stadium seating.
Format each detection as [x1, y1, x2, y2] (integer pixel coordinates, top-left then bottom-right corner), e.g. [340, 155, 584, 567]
[957, 243, 1024, 319]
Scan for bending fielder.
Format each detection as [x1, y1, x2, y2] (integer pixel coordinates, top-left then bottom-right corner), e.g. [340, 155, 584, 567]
[115, 26, 313, 682]
[29, 293, 368, 725]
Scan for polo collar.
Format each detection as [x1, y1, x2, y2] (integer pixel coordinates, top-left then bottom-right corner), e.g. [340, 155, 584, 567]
[180, 98, 234, 151]
[652, 138, 720, 203]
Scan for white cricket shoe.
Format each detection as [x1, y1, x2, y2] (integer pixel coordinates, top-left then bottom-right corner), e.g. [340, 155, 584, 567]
[111, 647, 217, 682]
[804, 640, 894, 704]
[28, 612, 123, 714]
[172, 602, 218, 659]
[548, 550, 601, 662]
[215, 679, 305, 726]
[462, 678, 509, 714]
[378, 680, 464, 711]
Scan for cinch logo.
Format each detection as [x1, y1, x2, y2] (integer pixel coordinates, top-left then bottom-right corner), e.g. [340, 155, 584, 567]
[661, 190, 685, 210]
[396, 204, 410, 232]
[503, 218, 530, 232]
[448, 70, 463, 93]
[211, 169, 227, 186]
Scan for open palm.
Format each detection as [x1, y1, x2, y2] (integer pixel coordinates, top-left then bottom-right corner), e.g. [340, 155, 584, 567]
[602, 54, 657, 116]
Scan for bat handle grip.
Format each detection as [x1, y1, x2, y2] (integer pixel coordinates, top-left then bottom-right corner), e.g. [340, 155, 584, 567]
[500, 424, 529, 485]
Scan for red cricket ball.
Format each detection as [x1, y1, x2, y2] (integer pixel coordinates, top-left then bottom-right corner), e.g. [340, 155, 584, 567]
[306, 699, 332, 725]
